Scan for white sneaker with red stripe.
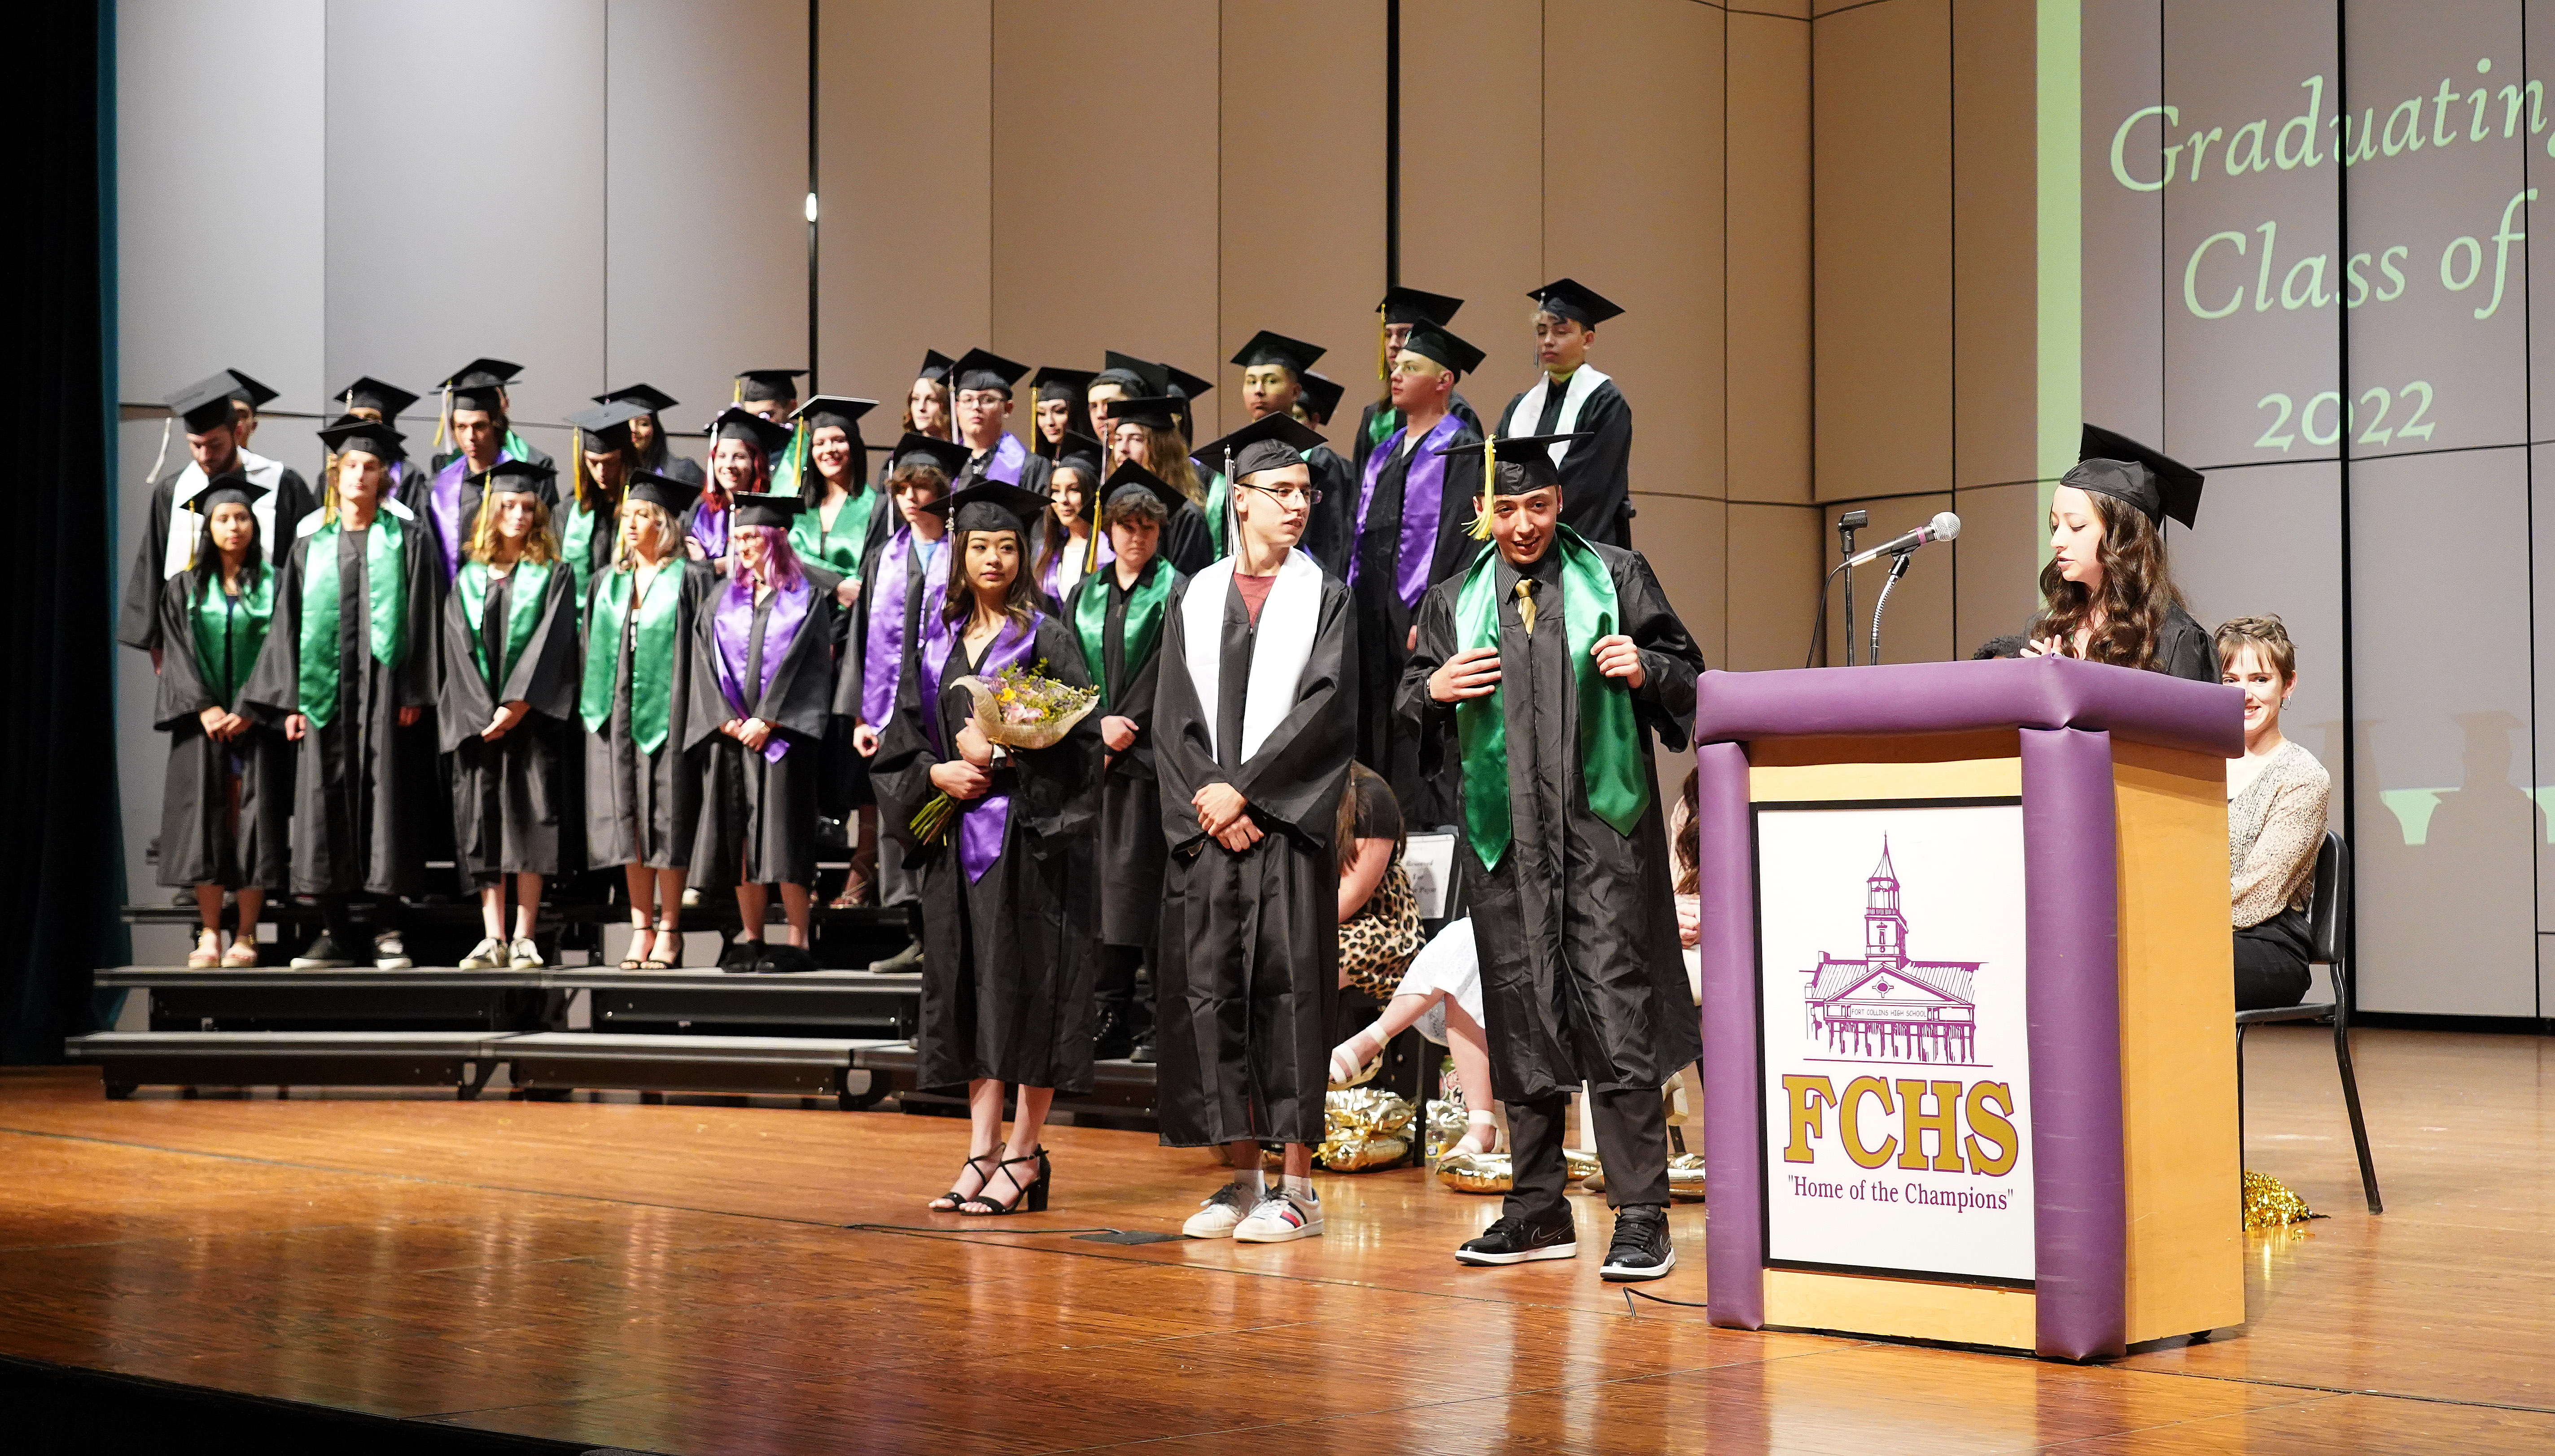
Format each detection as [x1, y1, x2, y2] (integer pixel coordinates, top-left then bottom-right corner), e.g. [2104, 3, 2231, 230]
[1232, 1186, 1323, 1243]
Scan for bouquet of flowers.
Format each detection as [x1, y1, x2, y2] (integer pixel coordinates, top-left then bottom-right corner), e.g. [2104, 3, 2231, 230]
[910, 661, 1101, 844]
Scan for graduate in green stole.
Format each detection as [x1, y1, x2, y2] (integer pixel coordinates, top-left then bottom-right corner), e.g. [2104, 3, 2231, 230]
[784, 395, 891, 906]
[434, 461, 584, 972]
[561, 399, 648, 610]
[153, 474, 290, 966]
[240, 417, 439, 970]
[1398, 434, 1703, 1281]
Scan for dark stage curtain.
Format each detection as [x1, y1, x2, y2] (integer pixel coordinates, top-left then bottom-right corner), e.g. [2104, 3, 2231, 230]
[0, 0, 118, 1063]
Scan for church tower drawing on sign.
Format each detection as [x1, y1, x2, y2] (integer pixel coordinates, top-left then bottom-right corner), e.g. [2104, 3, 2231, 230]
[1799, 838, 1982, 1064]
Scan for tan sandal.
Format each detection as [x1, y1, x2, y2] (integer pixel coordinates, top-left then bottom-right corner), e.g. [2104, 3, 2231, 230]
[221, 937, 260, 967]
[187, 929, 220, 968]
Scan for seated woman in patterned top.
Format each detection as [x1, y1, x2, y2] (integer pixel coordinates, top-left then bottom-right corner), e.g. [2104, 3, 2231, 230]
[2218, 615, 2331, 1010]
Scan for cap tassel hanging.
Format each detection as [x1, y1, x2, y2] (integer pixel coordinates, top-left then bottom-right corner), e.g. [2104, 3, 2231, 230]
[571, 428, 587, 511]
[1224, 444, 1240, 552]
[1376, 300, 1391, 401]
[1466, 430, 1498, 541]
[433, 383, 451, 455]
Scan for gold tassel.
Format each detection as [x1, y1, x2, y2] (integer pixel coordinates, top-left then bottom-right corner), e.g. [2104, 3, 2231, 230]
[1466, 429, 1497, 540]
[1083, 470, 1102, 576]
[571, 428, 586, 510]
[433, 383, 450, 454]
[1376, 300, 1390, 391]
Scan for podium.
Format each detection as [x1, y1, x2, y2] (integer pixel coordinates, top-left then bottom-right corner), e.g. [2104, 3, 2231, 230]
[1693, 656, 2245, 1360]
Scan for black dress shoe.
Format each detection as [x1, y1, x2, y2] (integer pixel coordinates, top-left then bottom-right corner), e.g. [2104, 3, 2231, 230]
[1126, 1029, 1157, 1065]
[720, 937, 765, 973]
[1599, 1204, 1676, 1281]
[1456, 1212, 1579, 1266]
[1091, 1008, 1134, 1062]
[761, 943, 820, 974]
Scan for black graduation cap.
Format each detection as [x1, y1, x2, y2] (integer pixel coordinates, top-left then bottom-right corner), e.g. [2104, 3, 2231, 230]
[888, 431, 971, 477]
[708, 405, 795, 455]
[595, 382, 679, 414]
[440, 358, 523, 412]
[1104, 395, 1184, 433]
[568, 399, 649, 449]
[1099, 458, 1187, 514]
[1229, 330, 1326, 376]
[1527, 278, 1624, 327]
[317, 415, 405, 460]
[1032, 365, 1096, 402]
[180, 470, 271, 515]
[1400, 323, 1486, 377]
[168, 372, 247, 433]
[735, 368, 806, 403]
[335, 376, 418, 419]
[224, 370, 280, 410]
[916, 349, 957, 385]
[1196, 413, 1326, 481]
[1098, 350, 1169, 395]
[949, 348, 1029, 395]
[1164, 363, 1212, 402]
[1380, 286, 1465, 327]
[731, 492, 806, 529]
[1434, 431, 1589, 494]
[2073, 424, 2204, 529]
[472, 458, 555, 494]
[1297, 371, 1345, 424]
[626, 469, 697, 515]
[925, 479, 1049, 533]
[793, 395, 879, 435]
[1051, 430, 1106, 477]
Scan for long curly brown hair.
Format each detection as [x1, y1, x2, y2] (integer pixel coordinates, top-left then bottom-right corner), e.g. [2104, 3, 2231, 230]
[2028, 490, 2186, 669]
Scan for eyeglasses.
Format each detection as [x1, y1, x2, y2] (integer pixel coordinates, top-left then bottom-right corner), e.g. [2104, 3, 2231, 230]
[1240, 484, 1322, 507]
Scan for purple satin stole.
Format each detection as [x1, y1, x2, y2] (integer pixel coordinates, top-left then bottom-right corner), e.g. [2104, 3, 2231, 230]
[710, 573, 812, 762]
[858, 528, 948, 726]
[1347, 412, 1463, 609]
[691, 500, 730, 559]
[982, 432, 1028, 485]
[920, 611, 1042, 882]
[429, 455, 470, 582]
[1041, 531, 1113, 602]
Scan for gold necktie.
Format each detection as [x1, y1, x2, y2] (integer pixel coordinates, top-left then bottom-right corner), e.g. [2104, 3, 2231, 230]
[1515, 579, 1537, 636]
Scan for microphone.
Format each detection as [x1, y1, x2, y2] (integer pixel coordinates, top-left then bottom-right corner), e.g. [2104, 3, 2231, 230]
[1843, 512, 1960, 568]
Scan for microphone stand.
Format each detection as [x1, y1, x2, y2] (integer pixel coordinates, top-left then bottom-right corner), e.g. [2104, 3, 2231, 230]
[1868, 552, 1912, 665]
[1837, 511, 1865, 665]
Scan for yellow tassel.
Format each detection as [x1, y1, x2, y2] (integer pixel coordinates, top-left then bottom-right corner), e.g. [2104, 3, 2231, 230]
[1466, 430, 1497, 540]
[1083, 472, 1102, 576]
[1376, 300, 1391, 402]
[433, 384, 450, 454]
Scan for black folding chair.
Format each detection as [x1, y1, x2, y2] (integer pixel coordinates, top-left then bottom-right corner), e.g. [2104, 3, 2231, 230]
[2236, 831, 2382, 1214]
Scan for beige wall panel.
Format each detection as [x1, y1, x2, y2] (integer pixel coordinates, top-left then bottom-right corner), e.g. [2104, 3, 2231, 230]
[991, 0, 1220, 438]
[1544, 0, 1725, 506]
[1400, 0, 1544, 404]
[1219, 0, 1389, 443]
[1727, 9, 1812, 504]
[1953, 479, 2042, 650]
[816, 0, 991, 413]
[1821, 491, 1956, 665]
[1747, 0, 1813, 17]
[1726, 502, 1823, 671]
[1813, 0, 1951, 502]
[1637, 493, 1729, 670]
[1951, 0, 2037, 490]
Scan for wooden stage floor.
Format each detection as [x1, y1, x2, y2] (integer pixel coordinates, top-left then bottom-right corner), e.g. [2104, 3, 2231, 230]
[1, 1025, 2548, 1454]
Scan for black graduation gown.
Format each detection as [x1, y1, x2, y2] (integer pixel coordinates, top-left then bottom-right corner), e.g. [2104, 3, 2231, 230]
[685, 567, 842, 887]
[1348, 423, 1486, 829]
[1396, 541, 1704, 1100]
[1352, 392, 1482, 477]
[585, 560, 717, 869]
[1151, 568, 1357, 1147]
[812, 492, 898, 814]
[2156, 603, 2217, 683]
[1298, 443, 1359, 577]
[1159, 498, 1217, 576]
[836, 522, 945, 731]
[409, 445, 563, 586]
[1064, 560, 1183, 949]
[435, 559, 582, 879]
[238, 512, 441, 896]
[1497, 378, 1635, 549]
[871, 616, 1102, 1093]
[152, 568, 292, 890]
[118, 458, 316, 653]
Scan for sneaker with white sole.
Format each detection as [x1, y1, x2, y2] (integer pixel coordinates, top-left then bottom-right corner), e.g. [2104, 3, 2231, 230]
[1232, 1187, 1323, 1243]
[373, 932, 413, 970]
[1182, 1182, 1255, 1239]
[289, 934, 354, 970]
[508, 938, 545, 969]
[457, 937, 507, 971]
[1598, 1204, 1676, 1281]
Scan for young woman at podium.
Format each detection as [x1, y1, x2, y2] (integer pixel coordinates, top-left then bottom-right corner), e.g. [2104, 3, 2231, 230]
[2020, 430, 2216, 683]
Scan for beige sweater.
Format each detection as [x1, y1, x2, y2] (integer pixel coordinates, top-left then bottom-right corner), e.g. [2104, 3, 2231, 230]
[2229, 739, 2330, 929]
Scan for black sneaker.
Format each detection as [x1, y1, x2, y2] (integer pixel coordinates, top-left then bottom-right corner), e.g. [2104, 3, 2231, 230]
[289, 935, 354, 970]
[1599, 1204, 1676, 1281]
[1092, 1008, 1135, 1062]
[1457, 1213, 1579, 1266]
[720, 937, 766, 973]
[1126, 1028, 1157, 1065]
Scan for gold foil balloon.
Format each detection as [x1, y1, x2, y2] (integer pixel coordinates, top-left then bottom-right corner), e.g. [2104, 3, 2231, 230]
[1317, 1088, 1416, 1172]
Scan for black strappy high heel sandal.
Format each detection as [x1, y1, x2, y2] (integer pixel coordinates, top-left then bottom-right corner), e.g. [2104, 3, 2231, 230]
[958, 1148, 1051, 1216]
[928, 1150, 1001, 1212]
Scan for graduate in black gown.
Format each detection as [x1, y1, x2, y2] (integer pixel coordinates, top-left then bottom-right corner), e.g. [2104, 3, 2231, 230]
[945, 348, 1052, 498]
[594, 383, 705, 487]
[435, 461, 583, 971]
[326, 376, 422, 528]
[879, 349, 957, 488]
[1295, 370, 1346, 433]
[871, 480, 1102, 1217]
[685, 494, 843, 974]
[1028, 365, 1096, 462]
[154, 474, 290, 967]
[1100, 394, 1217, 576]
[1493, 280, 1636, 550]
[120, 371, 316, 669]
[841, 434, 964, 970]
[1151, 414, 1356, 1246]
[2020, 427, 2217, 682]
[1398, 435, 1703, 1281]
[417, 359, 559, 586]
[1063, 460, 1189, 1061]
[582, 472, 717, 971]
[241, 417, 440, 970]
[1030, 432, 1110, 610]
[784, 396, 894, 909]
[560, 400, 648, 608]
[1352, 287, 1482, 476]
[687, 407, 792, 572]
[1230, 330, 1357, 574]
[1345, 323, 1489, 830]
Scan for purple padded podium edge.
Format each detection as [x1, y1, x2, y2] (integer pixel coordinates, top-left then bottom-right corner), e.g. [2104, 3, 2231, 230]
[1691, 658, 2239, 1359]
